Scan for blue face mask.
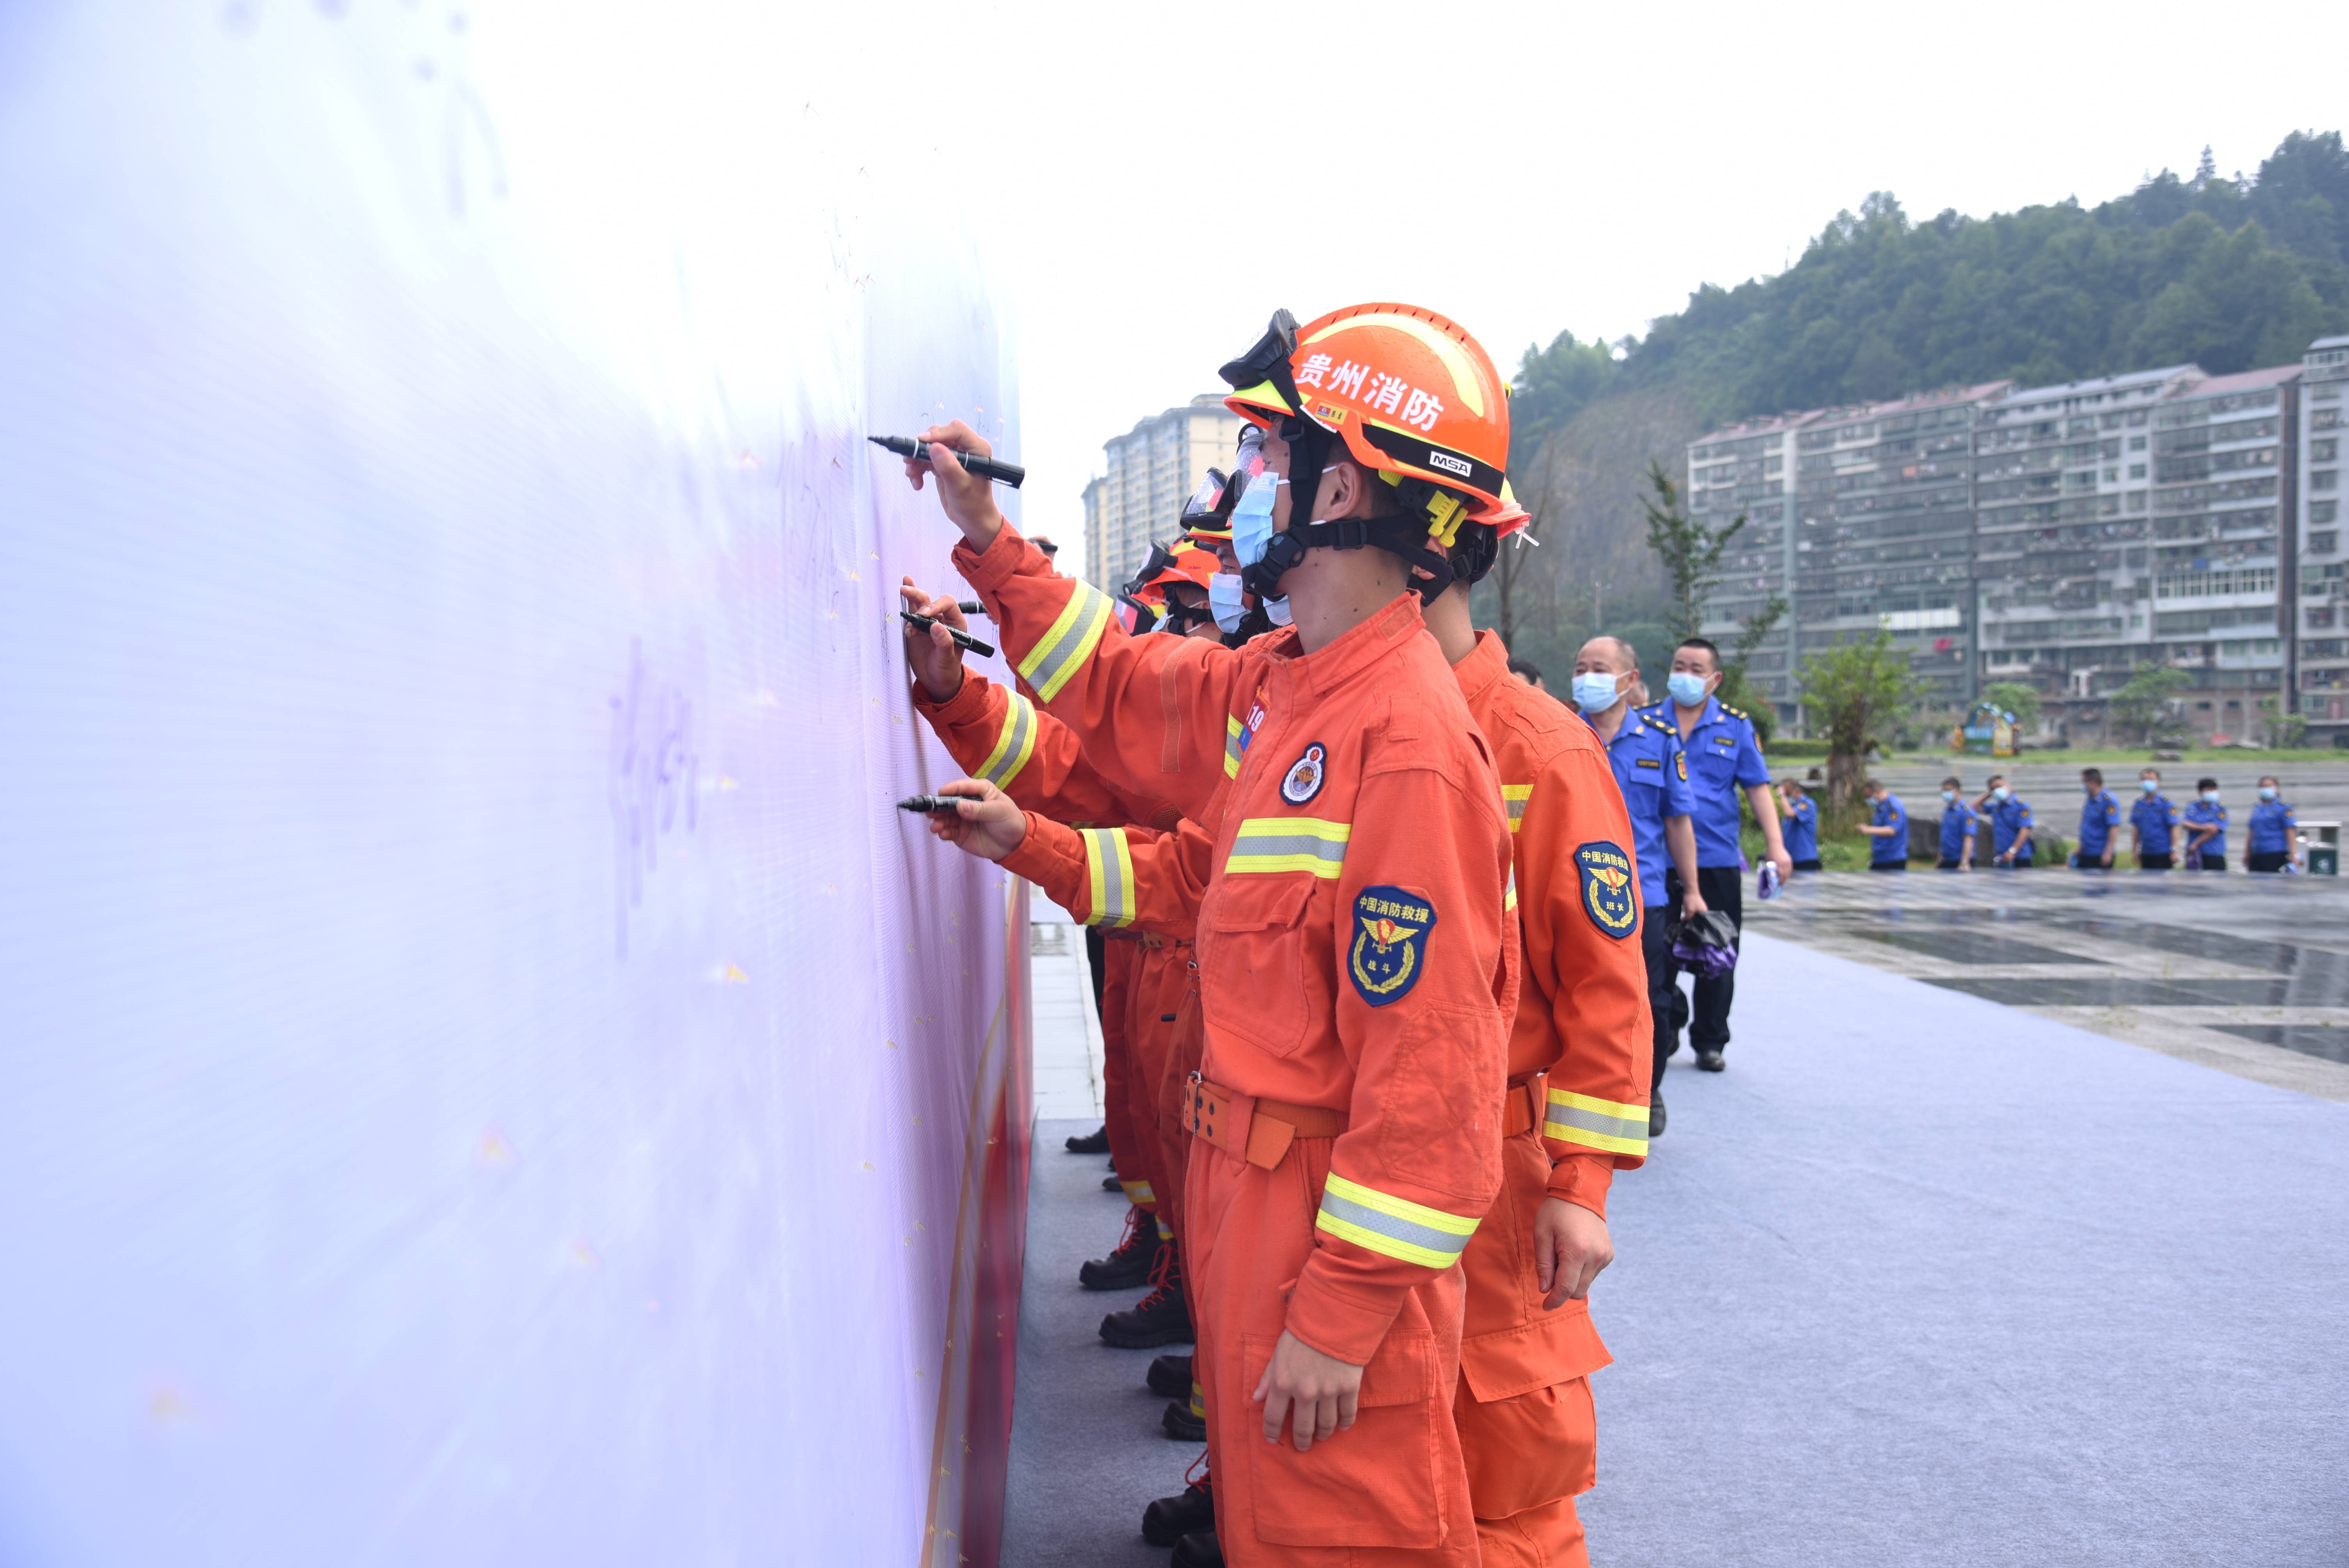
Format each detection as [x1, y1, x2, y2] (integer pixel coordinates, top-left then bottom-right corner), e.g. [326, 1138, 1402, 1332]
[1230, 470, 1280, 568]
[1572, 672, 1622, 713]
[2140, 779, 2160, 793]
[1207, 572, 1248, 634]
[1666, 672, 1710, 707]
[1941, 789, 1957, 803]
[1991, 786, 2010, 801]
[1265, 596, 1292, 628]
[2259, 786, 2279, 801]
[2202, 789, 2221, 805]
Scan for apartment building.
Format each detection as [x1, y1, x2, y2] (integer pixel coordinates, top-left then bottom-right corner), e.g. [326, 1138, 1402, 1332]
[1687, 337, 2346, 746]
[1080, 394, 1245, 591]
[2299, 335, 2349, 744]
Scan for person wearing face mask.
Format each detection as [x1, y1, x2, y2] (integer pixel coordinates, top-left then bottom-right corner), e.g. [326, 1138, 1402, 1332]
[1637, 639, 1789, 1077]
[1776, 778, 1820, 871]
[1936, 777, 1978, 871]
[1573, 637, 1702, 1136]
[1857, 777, 1909, 870]
[2246, 777, 2302, 872]
[903, 303, 1520, 1568]
[1971, 773, 2034, 868]
[2130, 768, 2181, 870]
[2073, 768, 2120, 870]
[2181, 779, 2228, 871]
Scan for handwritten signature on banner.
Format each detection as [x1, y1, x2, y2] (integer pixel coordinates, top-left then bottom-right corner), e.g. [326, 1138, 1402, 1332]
[609, 639, 697, 960]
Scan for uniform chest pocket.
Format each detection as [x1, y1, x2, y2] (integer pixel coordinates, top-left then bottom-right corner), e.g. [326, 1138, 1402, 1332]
[1199, 877, 1315, 1060]
[1694, 743, 1739, 782]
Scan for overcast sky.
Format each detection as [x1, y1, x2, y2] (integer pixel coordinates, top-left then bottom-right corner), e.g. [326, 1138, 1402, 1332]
[489, 1, 2343, 581]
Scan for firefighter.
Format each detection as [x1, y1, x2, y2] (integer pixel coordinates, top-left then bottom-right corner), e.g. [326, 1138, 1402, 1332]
[903, 303, 1517, 1567]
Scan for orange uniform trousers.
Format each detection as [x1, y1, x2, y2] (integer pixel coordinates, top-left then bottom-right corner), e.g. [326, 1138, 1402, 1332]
[1451, 1120, 1610, 1567]
[1188, 1132, 1480, 1567]
[1124, 938, 1193, 1233]
[1098, 939, 1154, 1213]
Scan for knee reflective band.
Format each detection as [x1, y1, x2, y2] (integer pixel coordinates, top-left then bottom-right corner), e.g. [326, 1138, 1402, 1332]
[1017, 579, 1114, 704]
[1543, 1088, 1650, 1157]
[1223, 816, 1350, 878]
[1315, 1172, 1479, 1269]
[1082, 828, 1137, 928]
[1501, 783, 1531, 833]
[975, 690, 1038, 790]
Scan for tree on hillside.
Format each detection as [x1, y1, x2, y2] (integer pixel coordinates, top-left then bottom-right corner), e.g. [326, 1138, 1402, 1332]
[1798, 632, 1920, 809]
[2110, 665, 2190, 748]
[1509, 331, 1619, 474]
[1978, 681, 2044, 734]
[1638, 460, 1746, 647]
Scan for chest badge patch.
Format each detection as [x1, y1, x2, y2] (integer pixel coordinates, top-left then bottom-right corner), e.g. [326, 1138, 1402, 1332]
[1280, 742, 1328, 804]
[1575, 843, 1638, 939]
[1348, 885, 1435, 1007]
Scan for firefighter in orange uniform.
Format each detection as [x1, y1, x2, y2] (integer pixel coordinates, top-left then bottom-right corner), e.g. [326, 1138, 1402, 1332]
[930, 489, 1650, 1566]
[904, 305, 1517, 1566]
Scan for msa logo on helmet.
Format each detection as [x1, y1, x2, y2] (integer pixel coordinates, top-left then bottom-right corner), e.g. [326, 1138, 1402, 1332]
[1425, 449, 1472, 479]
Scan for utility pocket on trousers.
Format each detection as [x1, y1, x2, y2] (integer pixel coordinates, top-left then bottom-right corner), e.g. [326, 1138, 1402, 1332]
[1240, 1328, 1445, 1548]
[1199, 877, 1314, 1059]
[1455, 1372, 1595, 1515]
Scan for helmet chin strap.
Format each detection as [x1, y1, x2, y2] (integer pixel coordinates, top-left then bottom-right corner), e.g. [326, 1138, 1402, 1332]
[1241, 425, 1455, 606]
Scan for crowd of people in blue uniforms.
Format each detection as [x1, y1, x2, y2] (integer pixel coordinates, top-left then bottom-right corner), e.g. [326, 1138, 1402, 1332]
[1773, 764, 2307, 874]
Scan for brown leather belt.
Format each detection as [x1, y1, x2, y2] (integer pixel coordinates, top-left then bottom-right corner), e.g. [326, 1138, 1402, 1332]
[1502, 1073, 1547, 1138]
[1185, 1074, 1348, 1170]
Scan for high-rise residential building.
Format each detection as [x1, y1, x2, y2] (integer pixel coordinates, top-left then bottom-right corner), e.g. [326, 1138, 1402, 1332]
[1688, 338, 2347, 747]
[1080, 394, 1245, 591]
[2296, 335, 2349, 743]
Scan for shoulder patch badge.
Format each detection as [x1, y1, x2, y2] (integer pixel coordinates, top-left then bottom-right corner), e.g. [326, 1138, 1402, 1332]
[1675, 751, 1688, 781]
[1280, 742, 1328, 805]
[1348, 885, 1435, 1008]
[1576, 843, 1638, 939]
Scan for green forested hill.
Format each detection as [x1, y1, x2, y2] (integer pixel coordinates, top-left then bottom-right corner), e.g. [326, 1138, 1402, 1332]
[1481, 132, 2349, 686]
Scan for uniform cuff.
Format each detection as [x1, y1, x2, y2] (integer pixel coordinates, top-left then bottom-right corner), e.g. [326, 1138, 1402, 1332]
[951, 519, 1041, 599]
[996, 813, 1075, 891]
[1546, 1154, 1614, 1221]
[1283, 1260, 1408, 1367]
[911, 666, 984, 723]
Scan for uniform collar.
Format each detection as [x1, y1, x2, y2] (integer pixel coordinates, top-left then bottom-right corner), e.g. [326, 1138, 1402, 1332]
[1452, 627, 1511, 705]
[1668, 694, 1727, 733]
[1260, 592, 1428, 706]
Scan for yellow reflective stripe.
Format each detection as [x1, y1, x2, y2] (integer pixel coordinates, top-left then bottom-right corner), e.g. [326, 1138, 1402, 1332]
[1224, 713, 1244, 778]
[1082, 827, 1136, 928]
[1314, 1172, 1478, 1268]
[1543, 1088, 1650, 1156]
[1225, 816, 1350, 878]
[1121, 1179, 1157, 1205]
[1504, 867, 1518, 912]
[1501, 783, 1533, 834]
[1189, 1380, 1205, 1417]
[1157, 1216, 1174, 1240]
[1017, 581, 1114, 704]
[975, 690, 1038, 790]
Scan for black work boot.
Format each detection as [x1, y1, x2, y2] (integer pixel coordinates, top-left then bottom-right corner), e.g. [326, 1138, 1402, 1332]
[1143, 1474, 1214, 1546]
[1162, 1398, 1205, 1441]
[1171, 1529, 1224, 1567]
[1078, 1207, 1162, 1292]
[1101, 1172, 1123, 1193]
[1649, 1089, 1667, 1138]
[1064, 1124, 1109, 1155]
[1695, 1048, 1725, 1072]
[1100, 1237, 1193, 1348]
[1146, 1353, 1192, 1399]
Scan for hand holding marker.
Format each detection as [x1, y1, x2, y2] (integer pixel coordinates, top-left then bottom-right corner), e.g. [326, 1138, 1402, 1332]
[869, 435, 1025, 489]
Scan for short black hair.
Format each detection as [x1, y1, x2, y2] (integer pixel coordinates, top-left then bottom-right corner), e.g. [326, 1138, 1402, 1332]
[1941, 776, 1963, 789]
[1675, 637, 1723, 670]
[2082, 767, 2103, 784]
[2196, 776, 2219, 792]
[1506, 656, 1543, 684]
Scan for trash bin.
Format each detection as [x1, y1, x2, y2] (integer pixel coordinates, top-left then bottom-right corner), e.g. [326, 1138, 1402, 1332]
[2303, 821, 2340, 876]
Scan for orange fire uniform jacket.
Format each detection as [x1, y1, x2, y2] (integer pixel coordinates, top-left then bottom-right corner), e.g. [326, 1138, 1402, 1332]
[957, 521, 1516, 1367]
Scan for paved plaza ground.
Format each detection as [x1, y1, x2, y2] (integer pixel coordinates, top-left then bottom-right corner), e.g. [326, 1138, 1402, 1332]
[1004, 860, 2349, 1566]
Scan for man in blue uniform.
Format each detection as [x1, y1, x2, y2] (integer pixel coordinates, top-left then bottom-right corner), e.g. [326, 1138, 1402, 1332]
[2073, 768, 2120, 869]
[1974, 773, 2035, 867]
[1643, 638, 1792, 1076]
[1777, 778, 1821, 870]
[1858, 778, 1908, 870]
[1936, 777, 1976, 870]
[2246, 777, 2302, 872]
[1574, 635, 1702, 1136]
[2181, 778, 2228, 871]
[2131, 767, 2181, 870]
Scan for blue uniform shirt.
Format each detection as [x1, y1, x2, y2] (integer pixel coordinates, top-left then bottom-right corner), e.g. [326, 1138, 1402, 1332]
[1592, 707, 1694, 908]
[1782, 795, 1819, 862]
[2248, 797, 2297, 855]
[2078, 789, 2121, 855]
[2131, 793, 2180, 855]
[1939, 801, 1977, 862]
[1643, 697, 1770, 869]
[1870, 792, 1909, 865]
[2182, 800, 2227, 859]
[1987, 795, 2035, 862]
